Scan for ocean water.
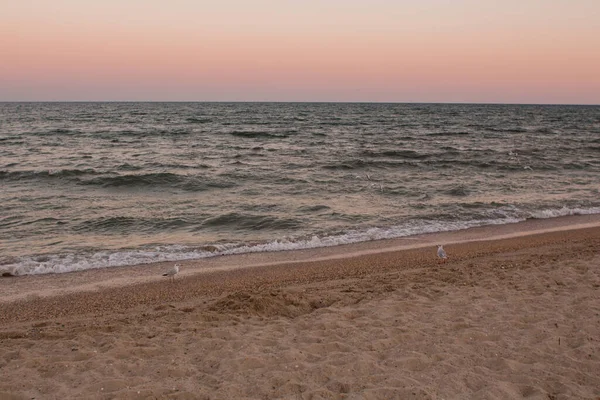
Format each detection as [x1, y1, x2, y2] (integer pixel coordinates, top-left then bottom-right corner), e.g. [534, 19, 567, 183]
[1, 102, 599, 276]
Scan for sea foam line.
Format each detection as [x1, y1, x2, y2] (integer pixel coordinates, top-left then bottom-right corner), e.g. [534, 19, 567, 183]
[3, 205, 600, 276]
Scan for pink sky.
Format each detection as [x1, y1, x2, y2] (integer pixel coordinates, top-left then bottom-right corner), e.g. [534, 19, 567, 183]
[2, 0, 599, 103]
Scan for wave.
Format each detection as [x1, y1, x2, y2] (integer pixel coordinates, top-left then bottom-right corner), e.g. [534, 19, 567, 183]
[186, 117, 212, 124]
[297, 205, 331, 213]
[0, 166, 222, 185]
[533, 127, 557, 134]
[529, 206, 600, 219]
[4, 205, 600, 276]
[0, 135, 25, 143]
[71, 213, 302, 235]
[168, 129, 194, 136]
[116, 163, 143, 171]
[0, 168, 98, 181]
[321, 161, 367, 170]
[81, 173, 232, 192]
[321, 159, 423, 170]
[445, 186, 471, 197]
[74, 216, 192, 234]
[46, 128, 80, 135]
[486, 127, 528, 133]
[427, 131, 472, 137]
[84, 172, 185, 187]
[11, 128, 82, 136]
[420, 158, 559, 172]
[361, 150, 431, 159]
[563, 162, 595, 170]
[226, 130, 291, 139]
[199, 213, 302, 231]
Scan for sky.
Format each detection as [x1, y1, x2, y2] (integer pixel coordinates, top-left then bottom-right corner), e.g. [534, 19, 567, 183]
[1, 0, 599, 103]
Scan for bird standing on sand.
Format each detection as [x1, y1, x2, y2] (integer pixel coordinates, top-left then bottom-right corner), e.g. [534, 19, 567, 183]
[162, 264, 180, 282]
[437, 245, 448, 263]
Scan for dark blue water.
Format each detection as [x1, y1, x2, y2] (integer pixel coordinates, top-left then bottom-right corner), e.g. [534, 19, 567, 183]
[1, 102, 599, 275]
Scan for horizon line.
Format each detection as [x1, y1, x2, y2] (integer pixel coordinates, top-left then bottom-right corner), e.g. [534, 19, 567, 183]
[1, 100, 599, 106]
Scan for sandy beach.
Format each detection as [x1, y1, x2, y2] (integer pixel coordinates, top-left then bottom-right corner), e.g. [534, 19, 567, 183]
[1, 216, 599, 399]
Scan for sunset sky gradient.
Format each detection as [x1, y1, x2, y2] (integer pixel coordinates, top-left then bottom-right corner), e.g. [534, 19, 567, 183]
[2, 0, 599, 103]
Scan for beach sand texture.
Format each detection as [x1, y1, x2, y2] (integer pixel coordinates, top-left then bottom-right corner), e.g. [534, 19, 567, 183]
[1, 222, 599, 399]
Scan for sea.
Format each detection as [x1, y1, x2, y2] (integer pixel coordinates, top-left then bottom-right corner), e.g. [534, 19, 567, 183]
[1, 102, 599, 276]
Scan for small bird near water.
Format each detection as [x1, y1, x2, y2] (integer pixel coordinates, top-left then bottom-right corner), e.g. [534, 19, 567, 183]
[437, 245, 448, 263]
[162, 264, 180, 282]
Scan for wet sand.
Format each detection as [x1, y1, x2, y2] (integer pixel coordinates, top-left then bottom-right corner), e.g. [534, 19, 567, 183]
[1, 216, 599, 399]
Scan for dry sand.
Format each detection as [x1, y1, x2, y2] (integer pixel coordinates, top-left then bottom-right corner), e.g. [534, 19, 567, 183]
[1, 217, 599, 399]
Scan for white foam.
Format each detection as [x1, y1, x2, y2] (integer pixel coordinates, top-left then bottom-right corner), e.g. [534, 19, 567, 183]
[530, 206, 600, 219]
[4, 205, 600, 276]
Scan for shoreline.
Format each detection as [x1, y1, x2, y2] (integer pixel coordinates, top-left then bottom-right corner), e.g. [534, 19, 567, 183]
[4, 211, 600, 277]
[1, 213, 600, 305]
[1, 215, 599, 398]
[1, 214, 599, 320]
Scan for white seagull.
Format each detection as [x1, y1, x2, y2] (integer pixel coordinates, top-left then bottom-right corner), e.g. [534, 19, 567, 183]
[437, 245, 448, 263]
[162, 264, 180, 282]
